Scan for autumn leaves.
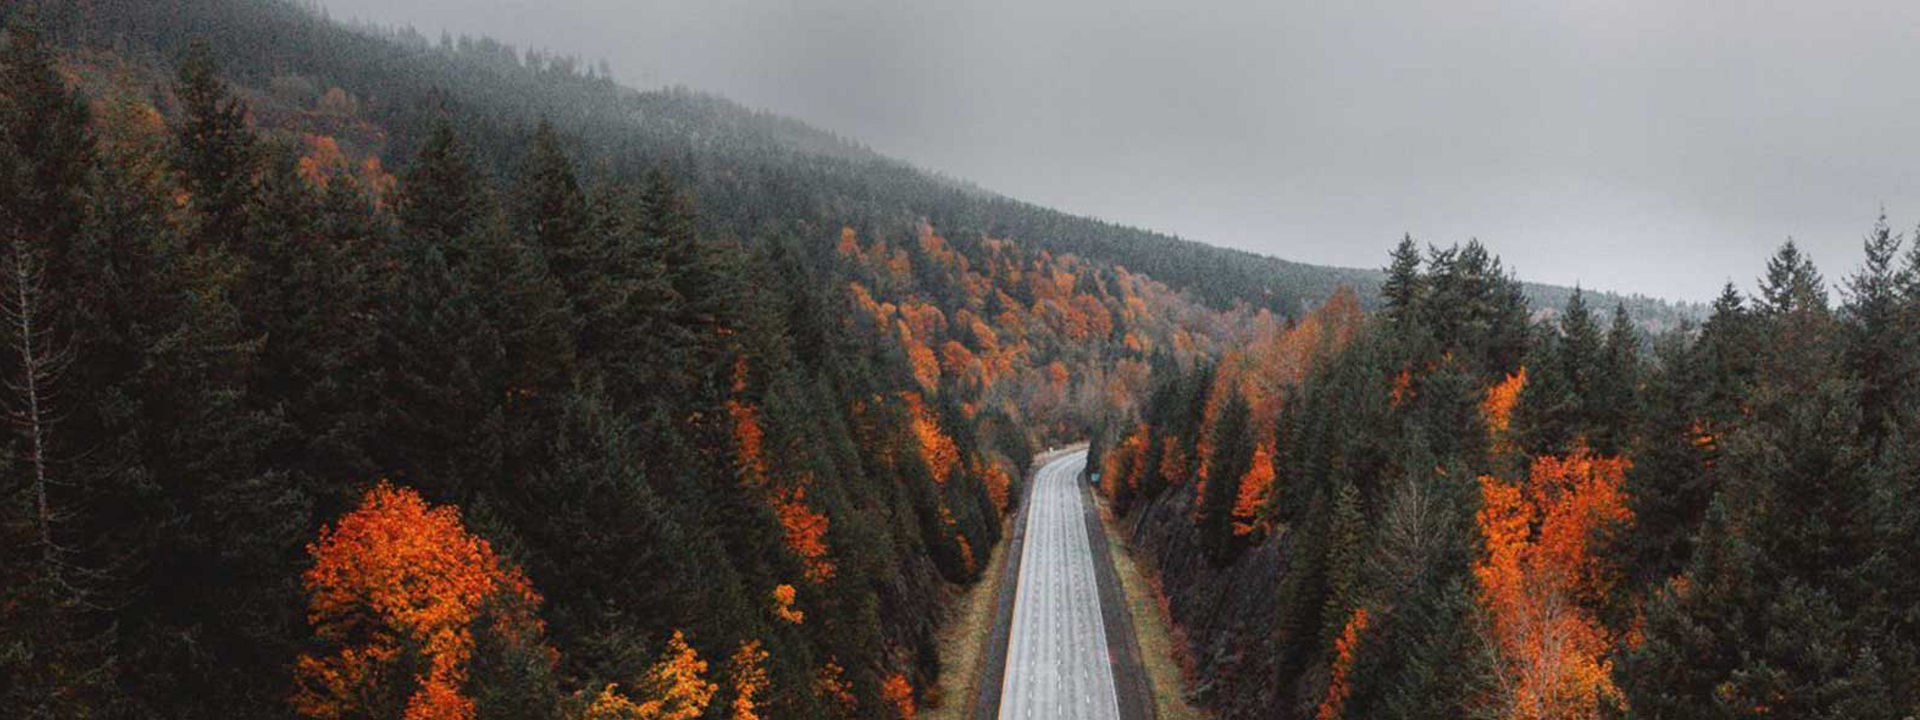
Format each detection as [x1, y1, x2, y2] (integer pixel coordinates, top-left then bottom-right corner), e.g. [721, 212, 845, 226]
[296, 484, 834, 720]
[296, 483, 547, 720]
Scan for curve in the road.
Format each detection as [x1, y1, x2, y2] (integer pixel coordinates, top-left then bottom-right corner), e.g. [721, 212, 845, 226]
[997, 451, 1122, 720]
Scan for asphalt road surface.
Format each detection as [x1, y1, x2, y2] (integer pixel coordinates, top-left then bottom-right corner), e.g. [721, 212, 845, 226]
[997, 450, 1122, 720]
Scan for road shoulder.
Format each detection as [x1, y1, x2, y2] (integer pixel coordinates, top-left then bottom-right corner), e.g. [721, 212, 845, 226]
[1078, 467, 1157, 720]
[1090, 492, 1210, 720]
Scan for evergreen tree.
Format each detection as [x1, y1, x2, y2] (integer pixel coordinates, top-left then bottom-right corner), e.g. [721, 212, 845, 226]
[1591, 303, 1641, 454]
[1196, 391, 1252, 564]
[1615, 335, 1714, 593]
[1320, 478, 1364, 644]
[515, 118, 590, 293]
[1513, 325, 1574, 456]
[1758, 238, 1829, 316]
[1558, 287, 1601, 412]
[0, 19, 110, 717]
[398, 118, 486, 244]
[1841, 214, 1911, 445]
[1382, 234, 1424, 330]
[172, 37, 256, 250]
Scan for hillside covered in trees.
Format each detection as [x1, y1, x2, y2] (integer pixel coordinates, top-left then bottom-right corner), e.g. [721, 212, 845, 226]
[1092, 228, 1920, 719]
[0, 1, 1272, 718]
[3, 1, 1865, 719]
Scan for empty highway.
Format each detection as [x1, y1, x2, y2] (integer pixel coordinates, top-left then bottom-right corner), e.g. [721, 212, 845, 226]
[997, 450, 1122, 720]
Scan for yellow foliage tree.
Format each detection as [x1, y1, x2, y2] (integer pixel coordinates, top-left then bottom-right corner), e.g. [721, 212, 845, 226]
[770, 584, 805, 625]
[586, 631, 718, 720]
[727, 641, 769, 720]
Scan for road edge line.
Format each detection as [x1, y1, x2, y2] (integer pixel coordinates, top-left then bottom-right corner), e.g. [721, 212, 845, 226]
[1078, 461, 1158, 720]
[968, 446, 1068, 720]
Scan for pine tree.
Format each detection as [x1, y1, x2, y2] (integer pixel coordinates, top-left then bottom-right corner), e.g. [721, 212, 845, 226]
[1558, 287, 1601, 407]
[1196, 391, 1252, 564]
[1841, 214, 1910, 445]
[515, 118, 590, 293]
[1513, 326, 1574, 456]
[1590, 303, 1640, 454]
[172, 37, 256, 250]
[1321, 479, 1364, 646]
[0, 20, 113, 717]
[1615, 335, 1714, 593]
[1382, 234, 1424, 330]
[1758, 238, 1828, 316]
[398, 118, 486, 245]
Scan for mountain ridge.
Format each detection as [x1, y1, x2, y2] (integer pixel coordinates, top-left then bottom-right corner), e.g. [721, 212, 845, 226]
[63, 0, 1694, 327]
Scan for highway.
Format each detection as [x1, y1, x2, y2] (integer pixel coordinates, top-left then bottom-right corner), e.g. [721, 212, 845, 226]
[996, 450, 1122, 720]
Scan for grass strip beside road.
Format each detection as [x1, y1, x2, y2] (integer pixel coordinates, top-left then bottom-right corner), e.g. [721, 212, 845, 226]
[1092, 496, 1210, 720]
[925, 525, 1010, 720]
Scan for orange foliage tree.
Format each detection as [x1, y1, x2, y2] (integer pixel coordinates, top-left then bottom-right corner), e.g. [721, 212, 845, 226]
[770, 584, 805, 625]
[773, 483, 835, 584]
[813, 660, 858, 719]
[1474, 447, 1631, 719]
[1230, 441, 1277, 536]
[1102, 423, 1149, 502]
[294, 482, 547, 720]
[881, 673, 916, 720]
[1483, 367, 1527, 455]
[731, 358, 836, 584]
[1316, 607, 1370, 720]
[727, 641, 769, 720]
[980, 461, 1013, 515]
[901, 392, 961, 485]
[586, 630, 718, 720]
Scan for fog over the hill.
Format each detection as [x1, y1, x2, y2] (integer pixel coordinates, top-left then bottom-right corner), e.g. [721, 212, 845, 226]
[315, 0, 1920, 301]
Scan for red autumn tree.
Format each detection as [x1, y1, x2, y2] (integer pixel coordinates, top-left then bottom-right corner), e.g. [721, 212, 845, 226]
[294, 482, 547, 720]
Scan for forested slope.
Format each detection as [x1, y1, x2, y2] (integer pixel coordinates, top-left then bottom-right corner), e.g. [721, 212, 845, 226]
[0, 2, 1266, 718]
[0, 1, 1727, 719]
[1093, 232, 1920, 719]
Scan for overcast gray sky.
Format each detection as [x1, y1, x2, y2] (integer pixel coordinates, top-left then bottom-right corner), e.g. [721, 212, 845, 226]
[316, 0, 1920, 301]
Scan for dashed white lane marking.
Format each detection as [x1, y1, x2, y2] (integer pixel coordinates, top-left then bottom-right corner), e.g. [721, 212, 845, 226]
[998, 451, 1121, 720]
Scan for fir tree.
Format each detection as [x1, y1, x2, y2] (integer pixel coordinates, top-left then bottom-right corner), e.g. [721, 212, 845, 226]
[1841, 214, 1911, 445]
[172, 37, 256, 250]
[398, 118, 486, 244]
[1590, 303, 1640, 454]
[1382, 234, 1424, 330]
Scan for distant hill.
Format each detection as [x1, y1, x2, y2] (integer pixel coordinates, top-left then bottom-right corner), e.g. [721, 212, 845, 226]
[45, 0, 1695, 329]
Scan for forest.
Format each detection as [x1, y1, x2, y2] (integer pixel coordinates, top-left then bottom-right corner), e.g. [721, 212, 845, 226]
[5, 0, 1910, 719]
[0, 1, 1251, 717]
[1093, 230, 1920, 718]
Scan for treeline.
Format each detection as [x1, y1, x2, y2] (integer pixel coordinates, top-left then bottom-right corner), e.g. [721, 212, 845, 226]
[1094, 227, 1920, 718]
[14, 0, 1366, 318]
[0, 21, 1024, 719]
